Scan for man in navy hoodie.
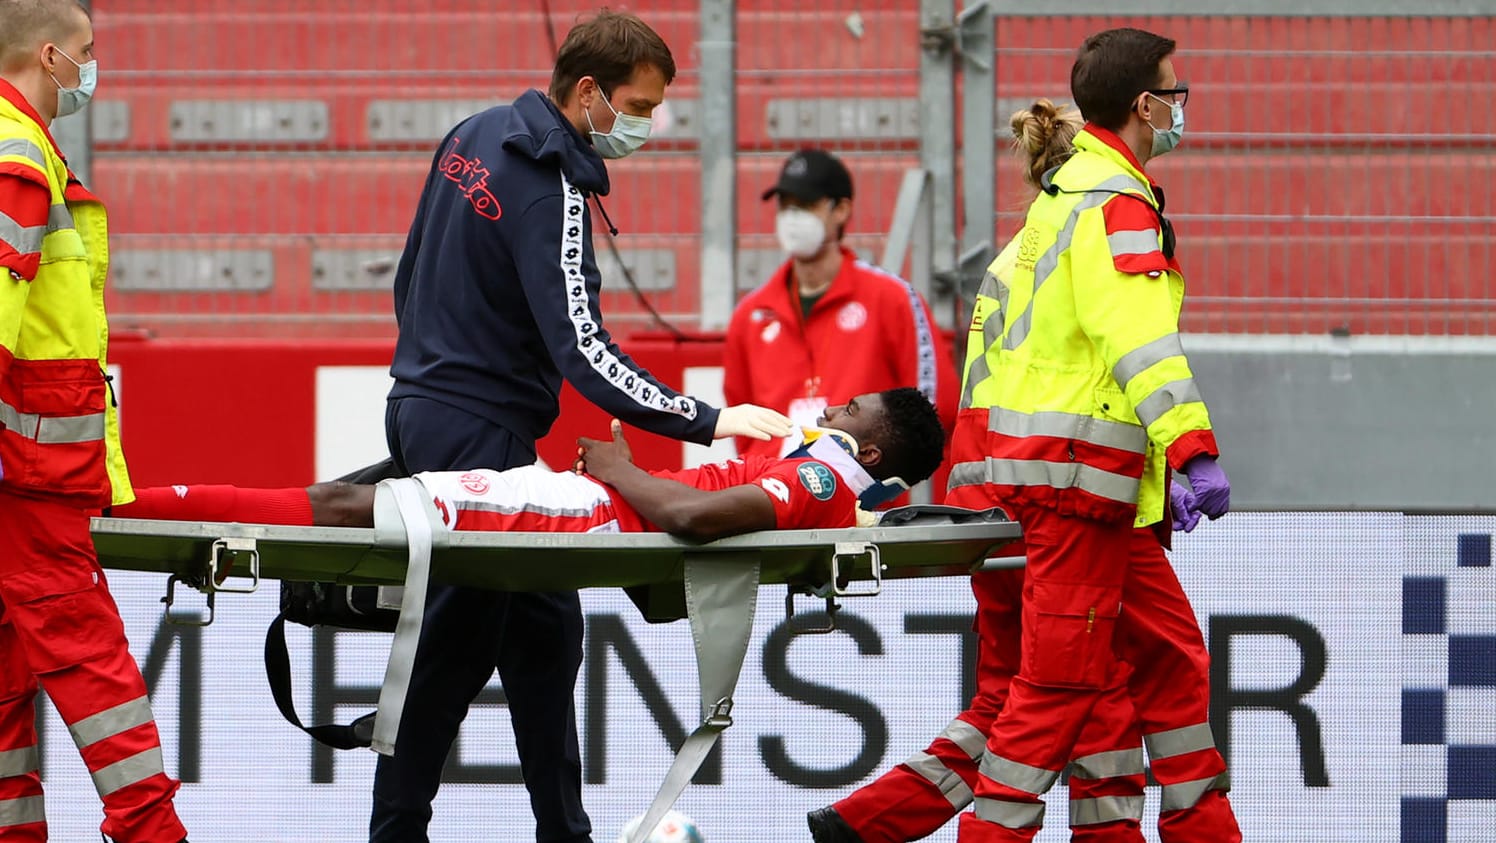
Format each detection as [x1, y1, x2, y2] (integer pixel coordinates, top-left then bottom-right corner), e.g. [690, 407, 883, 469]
[378, 10, 792, 843]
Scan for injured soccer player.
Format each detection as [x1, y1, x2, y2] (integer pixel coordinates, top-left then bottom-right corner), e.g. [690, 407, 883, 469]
[110, 388, 947, 542]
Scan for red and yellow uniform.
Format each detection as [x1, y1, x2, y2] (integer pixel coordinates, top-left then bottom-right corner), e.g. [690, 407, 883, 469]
[949, 126, 1238, 842]
[0, 79, 185, 843]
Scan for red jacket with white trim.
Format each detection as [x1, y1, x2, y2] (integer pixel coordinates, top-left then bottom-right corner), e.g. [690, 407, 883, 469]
[723, 246, 957, 460]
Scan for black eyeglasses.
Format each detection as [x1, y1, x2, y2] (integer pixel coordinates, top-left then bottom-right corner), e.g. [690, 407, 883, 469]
[1146, 82, 1189, 108]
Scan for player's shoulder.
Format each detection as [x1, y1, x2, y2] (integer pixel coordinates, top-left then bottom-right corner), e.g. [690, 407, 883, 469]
[780, 458, 846, 504]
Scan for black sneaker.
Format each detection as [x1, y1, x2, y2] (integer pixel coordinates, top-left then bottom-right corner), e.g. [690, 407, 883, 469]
[807, 806, 863, 843]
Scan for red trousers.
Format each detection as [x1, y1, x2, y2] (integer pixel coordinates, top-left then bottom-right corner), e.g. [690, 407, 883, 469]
[0, 488, 186, 843]
[957, 505, 1238, 842]
[834, 571, 1146, 842]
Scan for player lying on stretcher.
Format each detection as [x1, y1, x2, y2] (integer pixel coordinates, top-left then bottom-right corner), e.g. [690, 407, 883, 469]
[109, 388, 946, 542]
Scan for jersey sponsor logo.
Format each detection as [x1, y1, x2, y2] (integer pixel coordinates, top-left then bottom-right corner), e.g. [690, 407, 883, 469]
[760, 477, 791, 504]
[797, 462, 837, 501]
[459, 472, 491, 495]
[836, 302, 867, 332]
[437, 137, 502, 221]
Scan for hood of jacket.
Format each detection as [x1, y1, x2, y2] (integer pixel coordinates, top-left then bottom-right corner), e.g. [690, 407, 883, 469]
[501, 88, 611, 195]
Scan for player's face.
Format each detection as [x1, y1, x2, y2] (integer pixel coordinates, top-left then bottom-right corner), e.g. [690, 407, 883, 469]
[819, 393, 887, 449]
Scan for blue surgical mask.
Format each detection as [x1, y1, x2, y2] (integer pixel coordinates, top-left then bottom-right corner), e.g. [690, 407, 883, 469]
[51, 48, 96, 118]
[585, 92, 652, 159]
[1147, 94, 1184, 157]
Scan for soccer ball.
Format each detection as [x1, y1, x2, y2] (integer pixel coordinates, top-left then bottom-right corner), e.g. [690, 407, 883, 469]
[616, 809, 704, 843]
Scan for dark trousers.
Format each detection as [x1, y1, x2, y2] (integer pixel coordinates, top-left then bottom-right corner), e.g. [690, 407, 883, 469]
[369, 396, 591, 843]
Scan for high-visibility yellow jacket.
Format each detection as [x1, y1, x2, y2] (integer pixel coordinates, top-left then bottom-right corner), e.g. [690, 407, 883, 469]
[949, 126, 1216, 527]
[0, 79, 131, 507]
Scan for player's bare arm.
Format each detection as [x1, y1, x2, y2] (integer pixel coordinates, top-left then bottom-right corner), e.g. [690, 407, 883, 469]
[578, 419, 776, 542]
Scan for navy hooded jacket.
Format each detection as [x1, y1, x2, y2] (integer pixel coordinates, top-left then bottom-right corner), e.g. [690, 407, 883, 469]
[388, 89, 720, 446]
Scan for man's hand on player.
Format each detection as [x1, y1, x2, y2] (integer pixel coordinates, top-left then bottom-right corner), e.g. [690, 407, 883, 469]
[576, 419, 635, 483]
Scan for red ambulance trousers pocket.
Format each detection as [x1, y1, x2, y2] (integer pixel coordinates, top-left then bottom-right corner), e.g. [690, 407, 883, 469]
[1025, 579, 1121, 689]
[0, 565, 121, 673]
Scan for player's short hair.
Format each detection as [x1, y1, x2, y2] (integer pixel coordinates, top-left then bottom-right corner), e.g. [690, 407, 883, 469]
[1070, 27, 1176, 132]
[548, 8, 676, 104]
[873, 387, 946, 485]
[0, 0, 89, 73]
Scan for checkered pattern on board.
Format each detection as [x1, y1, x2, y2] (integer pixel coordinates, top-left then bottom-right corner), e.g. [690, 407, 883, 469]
[1402, 525, 1496, 843]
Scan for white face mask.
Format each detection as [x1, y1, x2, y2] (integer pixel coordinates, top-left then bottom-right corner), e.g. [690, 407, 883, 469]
[51, 48, 97, 118]
[585, 91, 652, 159]
[775, 208, 827, 259]
[1146, 94, 1184, 157]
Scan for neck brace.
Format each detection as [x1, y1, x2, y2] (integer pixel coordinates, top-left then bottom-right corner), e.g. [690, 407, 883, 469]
[784, 427, 910, 508]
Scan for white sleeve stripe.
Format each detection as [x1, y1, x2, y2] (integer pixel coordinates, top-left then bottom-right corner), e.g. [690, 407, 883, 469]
[558, 172, 697, 419]
[855, 260, 939, 404]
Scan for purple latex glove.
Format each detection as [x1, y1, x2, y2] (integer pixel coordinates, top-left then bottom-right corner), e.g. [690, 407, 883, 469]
[1182, 455, 1231, 519]
[1170, 480, 1201, 532]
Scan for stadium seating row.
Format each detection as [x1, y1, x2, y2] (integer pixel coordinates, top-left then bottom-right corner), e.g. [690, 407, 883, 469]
[94, 151, 1495, 235]
[89, 7, 1494, 336]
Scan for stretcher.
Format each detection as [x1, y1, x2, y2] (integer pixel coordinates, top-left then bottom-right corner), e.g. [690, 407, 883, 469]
[92, 479, 1022, 843]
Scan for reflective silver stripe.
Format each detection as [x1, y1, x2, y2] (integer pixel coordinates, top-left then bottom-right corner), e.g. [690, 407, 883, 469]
[979, 751, 1060, 796]
[0, 209, 45, 255]
[0, 795, 44, 829]
[91, 747, 165, 797]
[1070, 794, 1145, 827]
[973, 796, 1045, 829]
[1003, 174, 1149, 352]
[1144, 723, 1218, 760]
[941, 717, 988, 759]
[1112, 332, 1185, 391]
[0, 746, 39, 779]
[1069, 747, 1145, 780]
[948, 457, 1140, 506]
[0, 399, 106, 445]
[47, 202, 74, 233]
[69, 696, 155, 750]
[39, 411, 106, 444]
[960, 272, 1013, 410]
[0, 138, 47, 168]
[1133, 378, 1203, 430]
[987, 406, 1147, 456]
[1105, 228, 1160, 258]
[904, 751, 974, 809]
[1160, 771, 1230, 812]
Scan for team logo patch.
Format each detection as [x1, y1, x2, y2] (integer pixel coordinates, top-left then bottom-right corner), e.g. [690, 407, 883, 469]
[837, 302, 867, 332]
[459, 472, 490, 495]
[797, 462, 837, 501]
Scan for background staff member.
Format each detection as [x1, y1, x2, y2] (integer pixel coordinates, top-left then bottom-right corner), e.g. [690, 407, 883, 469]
[377, 10, 791, 843]
[724, 149, 957, 468]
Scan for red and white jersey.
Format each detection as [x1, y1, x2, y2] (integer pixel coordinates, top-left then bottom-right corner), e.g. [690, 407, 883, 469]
[415, 455, 859, 535]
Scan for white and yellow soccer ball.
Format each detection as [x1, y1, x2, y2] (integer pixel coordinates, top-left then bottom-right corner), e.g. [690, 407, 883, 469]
[616, 809, 704, 843]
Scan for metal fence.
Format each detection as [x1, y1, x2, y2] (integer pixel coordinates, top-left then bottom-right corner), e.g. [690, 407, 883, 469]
[988, 13, 1495, 336]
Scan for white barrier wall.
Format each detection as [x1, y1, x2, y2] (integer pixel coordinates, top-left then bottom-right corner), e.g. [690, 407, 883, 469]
[34, 514, 1496, 842]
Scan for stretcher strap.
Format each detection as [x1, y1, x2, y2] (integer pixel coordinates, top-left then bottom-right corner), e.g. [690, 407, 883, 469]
[626, 554, 760, 843]
[371, 479, 440, 756]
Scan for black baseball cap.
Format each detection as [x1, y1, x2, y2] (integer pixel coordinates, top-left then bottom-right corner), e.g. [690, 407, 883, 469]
[761, 149, 854, 203]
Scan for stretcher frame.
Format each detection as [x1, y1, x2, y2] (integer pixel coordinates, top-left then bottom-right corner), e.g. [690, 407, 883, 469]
[92, 479, 1022, 843]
